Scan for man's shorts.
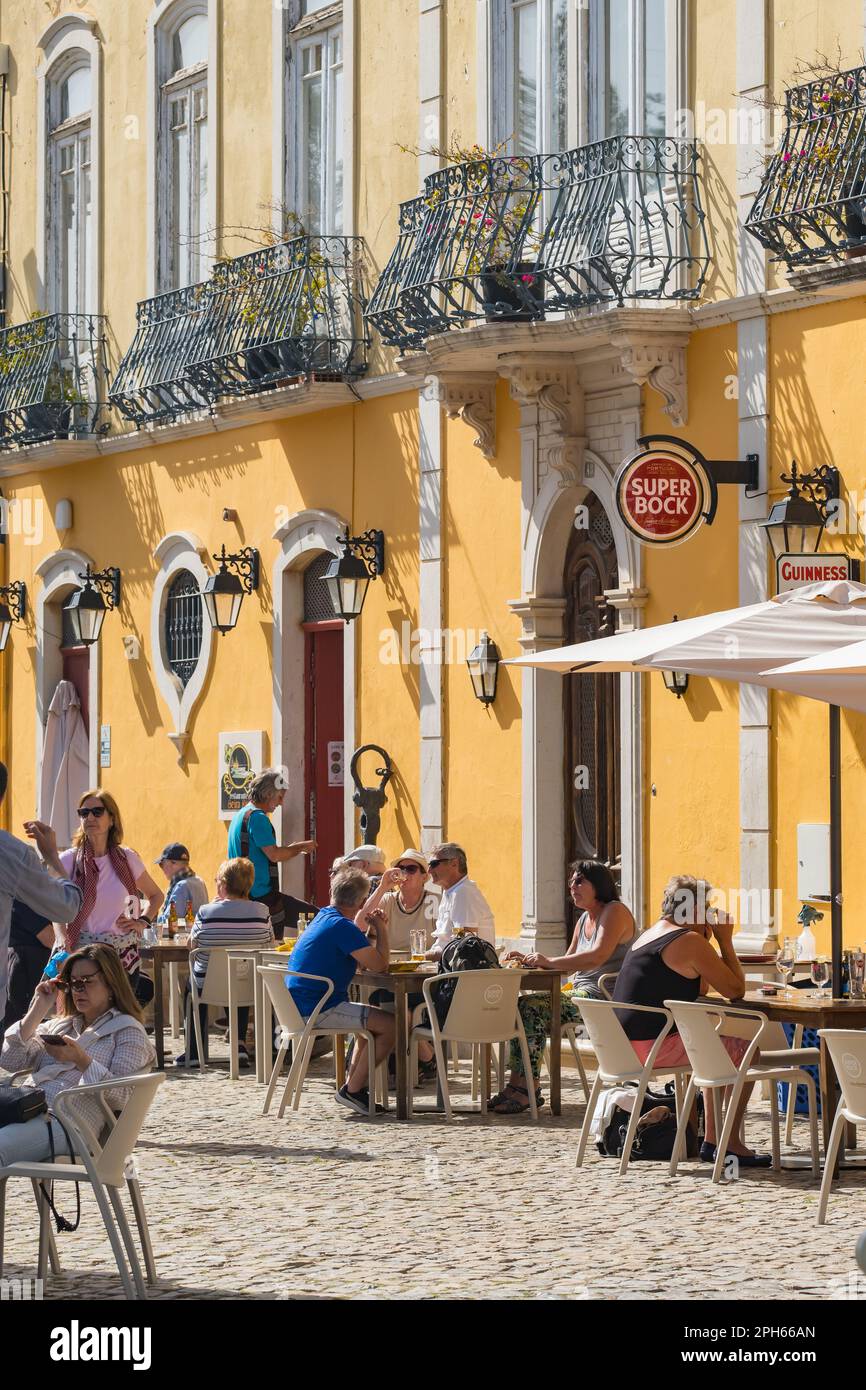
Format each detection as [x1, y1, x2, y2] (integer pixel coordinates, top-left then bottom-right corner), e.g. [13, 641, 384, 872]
[312, 1000, 370, 1032]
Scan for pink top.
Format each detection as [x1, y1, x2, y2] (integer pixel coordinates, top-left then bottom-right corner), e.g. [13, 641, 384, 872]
[58, 845, 147, 936]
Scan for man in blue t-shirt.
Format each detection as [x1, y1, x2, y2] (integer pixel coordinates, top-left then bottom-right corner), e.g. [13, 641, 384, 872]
[287, 867, 395, 1115]
[227, 769, 316, 928]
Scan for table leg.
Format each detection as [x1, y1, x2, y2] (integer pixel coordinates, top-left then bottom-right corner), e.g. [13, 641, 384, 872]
[394, 983, 410, 1122]
[152, 958, 165, 1070]
[254, 965, 265, 1085]
[549, 977, 562, 1116]
[819, 1036, 840, 1168]
[228, 961, 239, 1081]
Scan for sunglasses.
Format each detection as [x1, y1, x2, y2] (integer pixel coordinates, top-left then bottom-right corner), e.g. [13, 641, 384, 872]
[59, 970, 103, 993]
[397, 864, 422, 875]
[77, 806, 107, 819]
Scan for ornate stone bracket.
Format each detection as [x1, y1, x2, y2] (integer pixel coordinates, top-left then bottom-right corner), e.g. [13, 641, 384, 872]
[612, 336, 688, 427]
[423, 372, 497, 459]
[498, 353, 585, 488]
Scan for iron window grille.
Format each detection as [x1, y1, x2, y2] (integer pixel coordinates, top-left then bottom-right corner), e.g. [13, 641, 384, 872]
[0, 313, 108, 449]
[165, 568, 203, 687]
[303, 550, 337, 623]
[746, 63, 866, 268]
[365, 136, 709, 351]
[110, 235, 368, 427]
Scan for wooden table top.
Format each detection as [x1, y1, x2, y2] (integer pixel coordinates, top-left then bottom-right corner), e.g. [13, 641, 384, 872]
[737, 990, 866, 1028]
[356, 965, 563, 990]
[139, 941, 191, 963]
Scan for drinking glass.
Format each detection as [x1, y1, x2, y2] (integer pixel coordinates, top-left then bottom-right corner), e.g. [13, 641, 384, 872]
[410, 928, 427, 962]
[776, 938, 796, 998]
[810, 957, 831, 997]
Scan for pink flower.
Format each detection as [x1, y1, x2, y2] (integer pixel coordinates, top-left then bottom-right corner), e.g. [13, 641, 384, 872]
[521, 274, 535, 284]
[782, 152, 791, 162]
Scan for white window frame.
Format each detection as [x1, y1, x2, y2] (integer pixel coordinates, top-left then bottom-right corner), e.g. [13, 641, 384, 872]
[151, 531, 215, 762]
[36, 17, 102, 317]
[293, 24, 344, 235]
[47, 68, 92, 319]
[147, 0, 219, 297]
[487, 0, 570, 153]
[274, 1, 354, 239]
[586, 0, 676, 143]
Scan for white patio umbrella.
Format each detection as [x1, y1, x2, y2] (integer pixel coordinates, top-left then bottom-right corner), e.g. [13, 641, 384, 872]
[509, 580, 866, 992]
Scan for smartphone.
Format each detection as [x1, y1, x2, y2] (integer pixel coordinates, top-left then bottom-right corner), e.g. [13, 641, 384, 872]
[41, 1034, 69, 1050]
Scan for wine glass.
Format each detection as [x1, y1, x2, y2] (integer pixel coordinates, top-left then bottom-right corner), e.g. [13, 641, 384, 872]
[811, 957, 831, 997]
[776, 938, 796, 998]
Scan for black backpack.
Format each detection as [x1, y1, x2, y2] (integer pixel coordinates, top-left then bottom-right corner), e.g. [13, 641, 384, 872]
[434, 934, 501, 1026]
[598, 1083, 702, 1162]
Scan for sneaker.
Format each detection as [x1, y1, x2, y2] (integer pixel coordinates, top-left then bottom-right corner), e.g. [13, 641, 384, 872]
[335, 1083, 371, 1115]
[238, 1045, 250, 1069]
[173, 1053, 201, 1069]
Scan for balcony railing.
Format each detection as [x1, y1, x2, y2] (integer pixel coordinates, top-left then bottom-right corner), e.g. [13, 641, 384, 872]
[110, 236, 369, 427]
[746, 63, 866, 268]
[366, 137, 709, 351]
[0, 313, 109, 449]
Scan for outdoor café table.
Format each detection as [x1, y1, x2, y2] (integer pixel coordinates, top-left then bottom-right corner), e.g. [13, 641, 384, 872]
[353, 965, 562, 1121]
[735, 990, 866, 1164]
[140, 940, 190, 1070]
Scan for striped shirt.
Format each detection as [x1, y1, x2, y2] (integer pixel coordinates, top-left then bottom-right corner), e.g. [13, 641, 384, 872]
[190, 898, 273, 977]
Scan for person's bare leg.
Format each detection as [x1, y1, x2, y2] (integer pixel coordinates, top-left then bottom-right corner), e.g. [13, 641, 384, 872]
[347, 1013, 396, 1093]
[703, 1082, 756, 1156]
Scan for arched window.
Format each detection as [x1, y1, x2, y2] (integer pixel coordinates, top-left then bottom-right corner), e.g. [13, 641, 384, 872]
[47, 58, 92, 315]
[160, 9, 208, 288]
[165, 568, 203, 687]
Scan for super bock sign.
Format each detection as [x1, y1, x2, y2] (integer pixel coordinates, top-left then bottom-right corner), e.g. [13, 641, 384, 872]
[614, 435, 760, 548]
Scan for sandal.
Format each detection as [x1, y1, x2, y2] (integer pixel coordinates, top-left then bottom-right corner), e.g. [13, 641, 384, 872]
[490, 1083, 544, 1114]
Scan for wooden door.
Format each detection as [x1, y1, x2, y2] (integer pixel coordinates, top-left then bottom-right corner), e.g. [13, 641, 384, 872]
[303, 621, 344, 905]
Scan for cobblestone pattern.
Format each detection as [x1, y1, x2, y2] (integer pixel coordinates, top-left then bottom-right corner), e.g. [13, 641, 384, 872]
[2, 1042, 864, 1301]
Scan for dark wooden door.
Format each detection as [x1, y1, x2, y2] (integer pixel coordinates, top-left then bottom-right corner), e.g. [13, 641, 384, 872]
[303, 621, 344, 906]
[563, 495, 621, 915]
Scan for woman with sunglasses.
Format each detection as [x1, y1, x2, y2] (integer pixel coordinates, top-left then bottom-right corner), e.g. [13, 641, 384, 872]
[494, 860, 636, 1113]
[54, 791, 163, 1001]
[0, 943, 154, 1166]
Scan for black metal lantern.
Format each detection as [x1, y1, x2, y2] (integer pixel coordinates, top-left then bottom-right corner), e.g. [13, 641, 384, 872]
[0, 580, 26, 652]
[660, 615, 689, 699]
[63, 567, 120, 647]
[466, 630, 501, 705]
[323, 529, 385, 623]
[201, 545, 260, 635]
[760, 459, 840, 560]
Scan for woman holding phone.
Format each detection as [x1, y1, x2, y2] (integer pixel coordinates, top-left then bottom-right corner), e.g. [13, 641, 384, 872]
[0, 943, 155, 1166]
[54, 790, 163, 1004]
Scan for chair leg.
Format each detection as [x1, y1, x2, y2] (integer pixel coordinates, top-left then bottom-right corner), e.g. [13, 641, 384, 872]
[262, 1041, 289, 1117]
[288, 1034, 317, 1115]
[516, 1029, 538, 1120]
[576, 1072, 603, 1167]
[817, 1106, 847, 1224]
[408, 1034, 417, 1118]
[669, 1078, 696, 1177]
[617, 1074, 650, 1176]
[804, 1077, 820, 1178]
[31, 1179, 62, 1276]
[431, 1034, 452, 1121]
[769, 1079, 781, 1171]
[566, 1030, 590, 1104]
[35, 1181, 51, 1282]
[471, 1044, 480, 1101]
[126, 1176, 157, 1285]
[497, 1041, 506, 1091]
[784, 1033, 801, 1147]
[90, 1180, 137, 1300]
[191, 993, 208, 1075]
[713, 1080, 746, 1184]
[109, 1187, 147, 1300]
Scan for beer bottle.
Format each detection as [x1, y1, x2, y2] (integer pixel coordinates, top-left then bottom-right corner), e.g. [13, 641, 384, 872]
[168, 901, 178, 939]
[185, 901, 195, 928]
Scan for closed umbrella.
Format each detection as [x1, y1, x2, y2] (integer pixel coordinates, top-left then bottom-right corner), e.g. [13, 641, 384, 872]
[40, 679, 90, 849]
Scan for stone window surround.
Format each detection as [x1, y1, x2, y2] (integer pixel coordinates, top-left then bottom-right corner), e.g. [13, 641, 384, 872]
[151, 531, 215, 763]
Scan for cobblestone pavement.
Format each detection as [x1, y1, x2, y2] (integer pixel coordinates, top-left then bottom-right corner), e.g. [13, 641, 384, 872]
[3, 1040, 864, 1301]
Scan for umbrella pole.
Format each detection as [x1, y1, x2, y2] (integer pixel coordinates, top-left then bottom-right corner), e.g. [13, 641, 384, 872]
[830, 704, 843, 998]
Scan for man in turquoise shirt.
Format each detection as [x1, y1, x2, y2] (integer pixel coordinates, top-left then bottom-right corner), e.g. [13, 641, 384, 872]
[227, 769, 315, 932]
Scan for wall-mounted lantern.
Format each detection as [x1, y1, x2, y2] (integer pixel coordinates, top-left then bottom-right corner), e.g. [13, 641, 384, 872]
[63, 566, 120, 647]
[201, 545, 260, 635]
[0, 580, 26, 652]
[467, 630, 501, 705]
[323, 528, 385, 623]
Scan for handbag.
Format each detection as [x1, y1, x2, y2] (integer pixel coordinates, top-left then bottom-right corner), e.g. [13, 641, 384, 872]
[0, 1082, 48, 1126]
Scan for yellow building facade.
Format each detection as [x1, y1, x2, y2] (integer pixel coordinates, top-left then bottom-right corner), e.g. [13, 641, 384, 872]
[0, 0, 864, 954]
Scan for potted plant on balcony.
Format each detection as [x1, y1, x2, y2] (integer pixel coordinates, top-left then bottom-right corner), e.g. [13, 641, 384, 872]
[414, 138, 545, 323]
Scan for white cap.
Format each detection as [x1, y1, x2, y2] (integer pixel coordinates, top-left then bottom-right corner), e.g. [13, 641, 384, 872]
[344, 844, 386, 867]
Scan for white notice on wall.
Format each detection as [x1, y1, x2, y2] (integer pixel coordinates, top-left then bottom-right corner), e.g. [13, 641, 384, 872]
[328, 741, 344, 787]
[100, 725, 111, 768]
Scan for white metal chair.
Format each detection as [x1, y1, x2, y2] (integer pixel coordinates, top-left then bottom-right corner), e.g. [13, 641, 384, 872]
[817, 1029, 866, 1224]
[408, 969, 537, 1121]
[665, 1000, 820, 1184]
[186, 947, 256, 1074]
[575, 999, 691, 1174]
[0, 1073, 164, 1300]
[257, 966, 387, 1117]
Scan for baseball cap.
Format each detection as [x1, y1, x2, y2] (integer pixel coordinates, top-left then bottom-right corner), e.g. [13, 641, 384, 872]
[344, 844, 386, 867]
[157, 842, 190, 864]
[391, 848, 429, 871]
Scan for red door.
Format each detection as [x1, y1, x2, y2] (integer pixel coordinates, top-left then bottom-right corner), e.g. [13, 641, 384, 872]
[303, 621, 344, 905]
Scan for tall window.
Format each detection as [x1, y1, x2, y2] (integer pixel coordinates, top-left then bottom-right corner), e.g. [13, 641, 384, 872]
[589, 0, 668, 141]
[294, 16, 343, 234]
[160, 11, 208, 288]
[48, 62, 92, 316]
[165, 570, 203, 687]
[492, 1, 567, 154]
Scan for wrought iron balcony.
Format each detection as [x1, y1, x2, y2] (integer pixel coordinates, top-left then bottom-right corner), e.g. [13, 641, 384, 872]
[110, 236, 369, 427]
[746, 63, 866, 268]
[0, 313, 109, 449]
[366, 137, 709, 351]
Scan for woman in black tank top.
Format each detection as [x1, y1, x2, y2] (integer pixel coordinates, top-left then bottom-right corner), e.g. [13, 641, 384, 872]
[612, 875, 771, 1167]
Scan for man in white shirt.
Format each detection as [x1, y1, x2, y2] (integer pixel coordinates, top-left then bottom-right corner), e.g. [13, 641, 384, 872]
[427, 842, 495, 957]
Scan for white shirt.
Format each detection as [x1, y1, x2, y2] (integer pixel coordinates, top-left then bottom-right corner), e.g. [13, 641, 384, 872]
[432, 876, 495, 950]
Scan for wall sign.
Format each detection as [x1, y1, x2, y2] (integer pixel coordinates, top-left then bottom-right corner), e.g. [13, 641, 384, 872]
[218, 730, 265, 821]
[99, 725, 111, 768]
[327, 741, 345, 787]
[776, 553, 858, 594]
[615, 435, 760, 547]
